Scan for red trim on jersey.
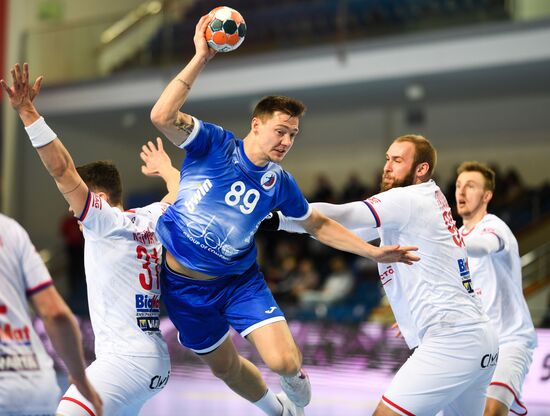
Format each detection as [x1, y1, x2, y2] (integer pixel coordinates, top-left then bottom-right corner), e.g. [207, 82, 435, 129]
[79, 191, 92, 221]
[60, 396, 96, 416]
[382, 395, 416, 416]
[490, 382, 528, 415]
[0, 304, 7, 314]
[362, 200, 381, 227]
[125, 209, 136, 213]
[460, 224, 476, 237]
[26, 280, 53, 297]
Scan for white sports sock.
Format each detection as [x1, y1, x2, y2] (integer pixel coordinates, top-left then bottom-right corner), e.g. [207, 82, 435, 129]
[253, 388, 284, 416]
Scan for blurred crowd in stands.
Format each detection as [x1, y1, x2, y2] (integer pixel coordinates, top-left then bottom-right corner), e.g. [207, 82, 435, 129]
[135, 0, 509, 69]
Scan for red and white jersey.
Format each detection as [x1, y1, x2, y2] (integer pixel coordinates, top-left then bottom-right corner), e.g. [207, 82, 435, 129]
[79, 192, 169, 358]
[365, 181, 487, 348]
[460, 214, 537, 348]
[0, 213, 56, 378]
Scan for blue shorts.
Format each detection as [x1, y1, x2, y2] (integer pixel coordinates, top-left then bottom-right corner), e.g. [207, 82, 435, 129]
[161, 262, 285, 354]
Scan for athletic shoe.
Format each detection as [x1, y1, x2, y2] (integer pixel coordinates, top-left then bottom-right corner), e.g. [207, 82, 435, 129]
[277, 391, 305, 416]
[280, 368, 311, 407]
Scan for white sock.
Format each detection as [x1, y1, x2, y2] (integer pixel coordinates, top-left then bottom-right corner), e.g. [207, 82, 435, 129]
[253, 388, 283, 416]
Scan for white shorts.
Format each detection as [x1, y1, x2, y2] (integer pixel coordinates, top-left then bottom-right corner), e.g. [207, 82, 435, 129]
[382, 320, 499, 416]
[0, 370, 60, 415]
[486, 343, 533, 415]
[56, 353, 170, 416]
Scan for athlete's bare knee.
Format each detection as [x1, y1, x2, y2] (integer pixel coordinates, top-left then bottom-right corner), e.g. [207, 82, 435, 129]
[266, 349, 301, 376]
[483, 398, 509, 416]
[209, 354, 242, 382]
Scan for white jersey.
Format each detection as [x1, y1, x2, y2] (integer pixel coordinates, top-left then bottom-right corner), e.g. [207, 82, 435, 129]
[79, 192, 169, 358]
[365, 181, 487, 348]
[460, 214, 537, 348]
[0, 213, 60, 412]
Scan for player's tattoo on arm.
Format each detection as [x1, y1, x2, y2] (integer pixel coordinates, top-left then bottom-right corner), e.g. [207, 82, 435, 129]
[174, 115, 194, 135]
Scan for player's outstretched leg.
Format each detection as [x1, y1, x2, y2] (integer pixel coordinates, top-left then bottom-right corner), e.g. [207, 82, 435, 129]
[248, 321, 312, 408]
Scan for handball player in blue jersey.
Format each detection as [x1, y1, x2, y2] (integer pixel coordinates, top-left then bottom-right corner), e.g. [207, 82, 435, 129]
[151, 15, 419, 416]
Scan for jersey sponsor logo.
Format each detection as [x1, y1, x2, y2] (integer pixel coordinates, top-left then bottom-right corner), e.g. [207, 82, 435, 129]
[149, 371, 170, 390]
[184, 215, 239, 260]
[379, 265, 394, 286]
[0, 304, 7, 314]
[0, 323, 31, 346]
[137, 317, 160, 332]
[457, 258, 474, 294]
[135, 294, 160, 312]
[481, 352, 499, 368]
[265, 306, 277, 314]
[135, 294, 160, 332]
[0, 353, 39, 371]
[185, 179, 213, 213]
[260, 171, 277, 190]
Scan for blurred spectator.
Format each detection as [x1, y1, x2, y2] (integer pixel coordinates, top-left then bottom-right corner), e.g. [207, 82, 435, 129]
[341, 171, 369, 202]
[504, 168, 526, 205]
[272, 258, 321, 309]
[299, 256, 354, 308]
[60, 214, 87, 316]
[310, 173, 336, 202]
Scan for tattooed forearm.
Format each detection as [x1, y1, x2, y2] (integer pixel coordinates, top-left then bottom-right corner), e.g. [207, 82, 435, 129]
[174, 117, 194, 135]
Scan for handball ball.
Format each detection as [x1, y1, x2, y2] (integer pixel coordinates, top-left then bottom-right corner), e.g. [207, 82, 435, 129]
[205, 6, 246, 53]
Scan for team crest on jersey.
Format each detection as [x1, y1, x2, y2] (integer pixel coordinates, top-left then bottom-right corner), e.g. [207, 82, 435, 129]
[261, 171, 277, 190]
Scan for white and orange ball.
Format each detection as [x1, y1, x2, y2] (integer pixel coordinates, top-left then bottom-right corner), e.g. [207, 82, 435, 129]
[205, 6, 246, 53]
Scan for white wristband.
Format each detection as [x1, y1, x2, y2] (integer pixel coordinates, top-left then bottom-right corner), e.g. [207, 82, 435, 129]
[24, 116, 57, 148]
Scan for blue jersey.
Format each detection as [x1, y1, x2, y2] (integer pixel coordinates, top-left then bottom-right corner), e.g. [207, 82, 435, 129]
[157, 118, 311, 276]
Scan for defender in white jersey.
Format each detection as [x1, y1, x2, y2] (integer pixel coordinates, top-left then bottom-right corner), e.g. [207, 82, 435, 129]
[271, 135, 499, 415]
[0, 213, 102, 416]
[2, 63, 179, 416]
[456, 162, 537, 416]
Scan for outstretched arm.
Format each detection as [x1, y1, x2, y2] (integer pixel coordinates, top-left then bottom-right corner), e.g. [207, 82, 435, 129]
[31, 287, 103, 416]
[462, 231, 503, 257]
[1, 63, 89, 217]
[150, 14, 217, 147]
[140, 137, 180, 204]
[276, 201, 380, 241]
[301, 208, 419, 264]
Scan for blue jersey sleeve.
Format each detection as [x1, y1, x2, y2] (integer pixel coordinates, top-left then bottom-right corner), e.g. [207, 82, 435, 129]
[277, 172, 311, 220]
[184, 119, 235, 158]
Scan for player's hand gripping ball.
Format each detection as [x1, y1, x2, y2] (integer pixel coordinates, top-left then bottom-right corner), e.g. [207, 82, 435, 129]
[205, 6, 246, 52]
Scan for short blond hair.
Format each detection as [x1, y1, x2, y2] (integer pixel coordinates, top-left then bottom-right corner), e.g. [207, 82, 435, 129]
[457, 161, 495, 191]
[394, 134, 437, 178]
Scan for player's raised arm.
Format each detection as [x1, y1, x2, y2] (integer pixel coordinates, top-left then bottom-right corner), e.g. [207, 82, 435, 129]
[150, 14, 217, 147]
[300, 208, 419, 264]
[140, 137, 180, 204]
[1, 63, 89, 217]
